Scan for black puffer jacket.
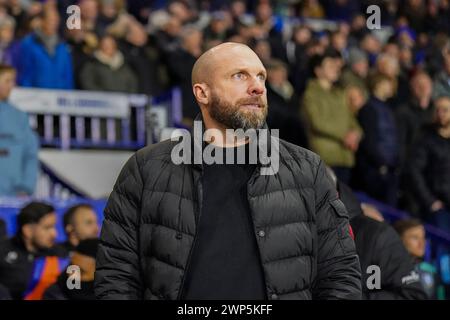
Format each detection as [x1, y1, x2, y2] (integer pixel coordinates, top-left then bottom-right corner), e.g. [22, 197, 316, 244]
[408, 125, 450, 211]
[338, 181, 427, 300]
[95, 125, 362, 300]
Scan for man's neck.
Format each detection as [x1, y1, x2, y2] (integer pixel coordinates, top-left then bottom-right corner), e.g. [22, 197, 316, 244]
[39, 29, 57, 38]
[317, 78, 332, 91]
[373, 92, 387, 102]
[68, 236, 79, 248]
[438, 125, 450, 138]
[415, 95, 430, 109]
[23, 238, 37, 254]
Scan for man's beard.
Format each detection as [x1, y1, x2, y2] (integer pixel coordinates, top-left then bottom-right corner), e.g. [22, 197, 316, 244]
[32, 238, 53, 252]
[209, 92, 268, 131]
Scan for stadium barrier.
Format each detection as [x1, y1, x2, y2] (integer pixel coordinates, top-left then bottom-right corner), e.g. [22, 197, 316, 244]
[9, 87, 177, 150]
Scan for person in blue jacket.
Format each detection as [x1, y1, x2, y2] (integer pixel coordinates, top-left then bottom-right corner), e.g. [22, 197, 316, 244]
[17, 8, 74, 89]
[0, 64, 39, 196]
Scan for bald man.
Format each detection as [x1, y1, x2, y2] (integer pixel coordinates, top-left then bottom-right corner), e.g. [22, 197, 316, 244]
[95, 43, 362, 300]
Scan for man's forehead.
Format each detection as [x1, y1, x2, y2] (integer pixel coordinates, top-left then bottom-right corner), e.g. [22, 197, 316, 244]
[437, 99, 450, 108]
[192, 42, 264, 84]
[214, 48, 265, 73]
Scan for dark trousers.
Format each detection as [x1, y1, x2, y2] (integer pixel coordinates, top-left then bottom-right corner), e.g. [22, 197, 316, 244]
[358, 165, 399, 207]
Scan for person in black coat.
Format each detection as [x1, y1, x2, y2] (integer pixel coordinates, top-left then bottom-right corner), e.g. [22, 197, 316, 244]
[407, 96, 450, 232]
[395, 71, 435, 215]
[354, 73, 400, 206]
[95, 43, 361, 300]
[335, 179, 427, 300]
[44, 239, 99, 300]
[395, 71, 435, 171]
[265, 59, 308, 148]
[166, 26, 203, 125]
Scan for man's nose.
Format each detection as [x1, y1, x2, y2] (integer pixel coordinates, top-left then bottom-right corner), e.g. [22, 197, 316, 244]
[248, 77, 265, 96]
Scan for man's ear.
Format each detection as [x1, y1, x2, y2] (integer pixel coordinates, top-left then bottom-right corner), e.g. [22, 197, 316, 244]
[65, 224, 74, 236]
[193, 83, 210, 106]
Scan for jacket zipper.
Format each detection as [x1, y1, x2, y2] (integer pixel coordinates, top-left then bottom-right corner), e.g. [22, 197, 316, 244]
[177, 171, 203, 299]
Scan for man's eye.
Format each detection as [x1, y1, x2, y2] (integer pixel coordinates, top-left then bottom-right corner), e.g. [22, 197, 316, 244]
[232, 73, 246, 80]
[257, 74, 266, 81]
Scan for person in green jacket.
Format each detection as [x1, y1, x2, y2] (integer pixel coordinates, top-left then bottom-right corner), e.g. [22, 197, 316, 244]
[302, 50, 362, 183]
[79, 34, 138, 93]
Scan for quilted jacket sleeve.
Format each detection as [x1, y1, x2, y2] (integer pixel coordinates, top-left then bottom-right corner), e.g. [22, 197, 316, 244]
[95, 154, 144, 299]
[312, 160, 362, 300]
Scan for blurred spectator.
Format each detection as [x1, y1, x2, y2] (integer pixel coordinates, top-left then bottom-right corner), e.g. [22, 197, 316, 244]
[118, 32, 167, 96]
[254, 2, 283, 61]
[340, 48, 369, 99]
[79, 34, 138, 93]
[424, 0, 450, 36]
[396, 71, 434, 179]
[44, 238, 98, 300]
[433, 43, 450, 99]
[17, 8, 74, 89]
[250, 38, 271, 65]
[229, 0, 247, 25]
[399, 0, 427, 33]
[331, 30, 349, 61]
[167, 0, 197, 26]
[96, 0, 126, 36]
[285, 24, 312, 96]
[151, 11, 182, 54]
[374, 53, 400, 86]
[360, 33, 382, 66]
[265, 59, 308, 148]
[56, 204, 99, 256]
[348, 14, 368, 47]
[408, 96, 450, 232]
[360, 203, 385, 222]
[166, 26, 203, 124]
[346, 85, 367, 115]
[382, 40, 400, 60]
[78, 0, 99, 33]
[0, 64, 39, 197]
[394, 218, 446, 299]
[302, 50, 362, 184]
[0, 14, 20, 68]
[203, 11, 230, 43]
[64, 0, 99, 88]
[425, 34, 449, 78]
[5, 0, 29, 37]
[355, 74, 400, 205]
[322, 0, 359, 23]
[300, 0, 325, 19]
[104, 3, 148, 49]
[327, 170, 427, 300]
[0, 202, 66, 300]
[126, 0, 153, 24]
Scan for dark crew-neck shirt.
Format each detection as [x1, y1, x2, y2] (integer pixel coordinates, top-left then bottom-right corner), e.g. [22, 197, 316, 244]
[181, 142, 267, 300]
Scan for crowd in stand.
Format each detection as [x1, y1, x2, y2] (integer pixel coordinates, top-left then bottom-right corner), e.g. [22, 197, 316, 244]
[0, 0, 450, 299]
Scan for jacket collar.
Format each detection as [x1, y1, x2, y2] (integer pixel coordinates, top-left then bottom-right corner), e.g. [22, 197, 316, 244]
[189, 112, 274, 170]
